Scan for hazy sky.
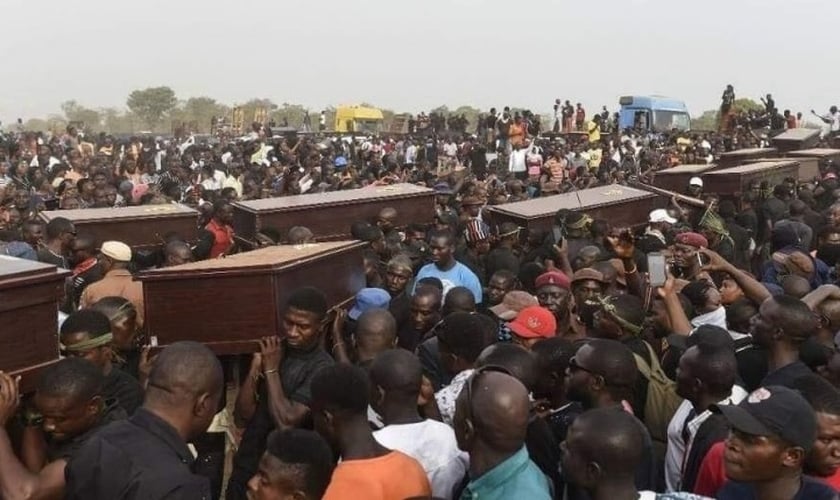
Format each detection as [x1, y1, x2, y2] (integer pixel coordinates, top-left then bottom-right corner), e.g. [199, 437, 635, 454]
[2, 0, 838, 123]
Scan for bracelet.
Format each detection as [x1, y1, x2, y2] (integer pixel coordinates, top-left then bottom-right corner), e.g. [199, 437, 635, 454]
[626, 265, 638, 274]
[263, 369, 279, 375]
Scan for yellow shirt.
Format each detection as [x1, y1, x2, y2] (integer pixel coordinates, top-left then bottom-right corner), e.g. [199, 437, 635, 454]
[587, 121, 601, 143]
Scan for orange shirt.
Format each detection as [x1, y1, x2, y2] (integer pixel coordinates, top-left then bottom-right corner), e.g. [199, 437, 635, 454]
[509, 123, 527, 147]
[323, 451, 431, 500]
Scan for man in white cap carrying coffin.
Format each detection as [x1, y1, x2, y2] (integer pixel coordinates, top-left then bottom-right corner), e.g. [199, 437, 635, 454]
[79, 241, 145, 328]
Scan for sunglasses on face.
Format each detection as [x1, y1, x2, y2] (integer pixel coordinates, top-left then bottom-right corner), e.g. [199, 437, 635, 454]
[568, 356, 600, 377]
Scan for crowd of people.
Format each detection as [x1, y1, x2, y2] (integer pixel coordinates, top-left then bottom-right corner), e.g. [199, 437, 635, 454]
[3, 94, 840, 499]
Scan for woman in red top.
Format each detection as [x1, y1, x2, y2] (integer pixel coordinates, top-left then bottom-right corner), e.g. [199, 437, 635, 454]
[205, 201, 236, 259]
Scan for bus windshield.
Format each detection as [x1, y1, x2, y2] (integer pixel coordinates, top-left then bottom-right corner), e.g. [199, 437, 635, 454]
[652, 110, 690, 131]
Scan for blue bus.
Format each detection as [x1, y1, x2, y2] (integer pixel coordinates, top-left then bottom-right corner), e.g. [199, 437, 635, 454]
[618, 95, 691, 132]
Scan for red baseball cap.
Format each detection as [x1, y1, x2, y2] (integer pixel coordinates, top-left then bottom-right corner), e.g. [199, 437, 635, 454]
[508, 306, 557, 339]
[534, 271, 570, 290]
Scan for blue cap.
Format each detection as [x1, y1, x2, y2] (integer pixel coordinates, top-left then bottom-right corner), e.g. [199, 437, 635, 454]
[348, 288, 392, 320]
[334, 156, 348, 168]
[433, 182, 453, 195]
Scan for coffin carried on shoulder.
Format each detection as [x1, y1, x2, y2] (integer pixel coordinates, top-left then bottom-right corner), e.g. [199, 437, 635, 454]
[652, 164, 717, 193]
[701, 160, 800, 196]
[785, 149, 840, 181]
[136, 241, 366, 354]
[232, 184, 435, 245]
[0, 256, 69, 392]
[484, 185, 660, 232]
[39, 204, 200, 251]
[716, 147, 779, 168]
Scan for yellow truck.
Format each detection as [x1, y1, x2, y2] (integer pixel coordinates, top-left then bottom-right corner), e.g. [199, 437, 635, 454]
[334, 105, 384, 134]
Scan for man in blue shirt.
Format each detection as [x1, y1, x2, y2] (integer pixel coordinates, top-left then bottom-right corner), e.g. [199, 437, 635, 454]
[454, 370, 550, 500]
[414, 229, 483, 304]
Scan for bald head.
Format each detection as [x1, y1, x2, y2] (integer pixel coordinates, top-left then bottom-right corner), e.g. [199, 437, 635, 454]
[369, 349, 422, 397]
[476, 344, 538, 392]
[819, 299, 840, 330]
[443, 286, 476, 315]
[564, 408, 645, 484]
[378, 207, 397, 220]
[164, 240, 193, 266]
[146, 341, 223, 406]
[354, 309, 397, 357]
[459, 371, 530, 453]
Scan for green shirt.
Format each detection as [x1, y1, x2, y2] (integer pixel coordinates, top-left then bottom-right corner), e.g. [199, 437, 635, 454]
[460, 446, 551, 500]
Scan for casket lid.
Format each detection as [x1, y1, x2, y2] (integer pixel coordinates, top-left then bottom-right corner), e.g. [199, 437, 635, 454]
[40, 204, 199, 223]
[489, 185, 656, 219]
[233, 183, 433, 213]
[718, 147, 778, 158]
[0, 255, 70, 289]
[655, 164, 717, 175]
[787, 148, 840, 158]
[137, 240, 365, 281]
[704, 160, 799, 176]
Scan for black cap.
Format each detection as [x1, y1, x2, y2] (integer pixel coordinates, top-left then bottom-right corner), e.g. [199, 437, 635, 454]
[711, 385, 816, 451]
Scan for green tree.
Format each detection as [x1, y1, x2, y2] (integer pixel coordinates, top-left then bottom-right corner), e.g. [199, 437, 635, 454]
[126, 86, 178, 130]
[61, 100, 102, 132]
[21, 118, 49, 132]
[691, 110, 718, 131]
[180, 97, 228, 133]
[732, 98, 763, 114]
[270, 103, 310, 128]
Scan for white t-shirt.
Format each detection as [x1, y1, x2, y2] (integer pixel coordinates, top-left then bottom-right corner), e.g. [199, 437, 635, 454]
[443, 142, 458, 157]
[374, 420, 468, 499]
[832, 111, 840, 132]
[509, 148, 527, 173]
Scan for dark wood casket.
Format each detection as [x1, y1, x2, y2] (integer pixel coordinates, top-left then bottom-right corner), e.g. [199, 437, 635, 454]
[785, 149, 840, 181]
[136, 241, 366, 354]
[716, 147, 779, 168]
[770, 128, 821, 153]
[484, 185, 660, 232]
[232, 184, 435, 245]
[701, 160, 800, 197]
[0, 256, 69, 392]
[39, 205, 199, 251]
[652, 164, 717, 192]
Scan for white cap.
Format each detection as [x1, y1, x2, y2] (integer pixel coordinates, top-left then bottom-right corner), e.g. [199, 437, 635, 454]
[649, 208, 677, 224]
[689, 177, 704, 187]
[101, 241, 132, 262]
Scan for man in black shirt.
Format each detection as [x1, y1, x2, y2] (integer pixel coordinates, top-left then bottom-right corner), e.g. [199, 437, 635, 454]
[0, 358, 124, 500]
[60, 310, 144, 415]
[226, 287, 335, 500]
[37, 216, 75, 269]
[752, 296, 817, 388]
[65, 341, 223, 499]
[68, 232, 105, 307]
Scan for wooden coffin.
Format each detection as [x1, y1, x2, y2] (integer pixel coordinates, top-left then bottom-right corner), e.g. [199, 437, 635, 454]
[232, 184, 435, 245]
[771, 128, 821, 153]
[484, 185, 659, 232]
[716, 147, 779, 168]
[39, 205, 199, 251]
[701, 160, 800, 196]
[652, 164, 717, 193]
[137, 241, 366, 354]
[785, 149, 840, 181]
[0, 256, 70, 392]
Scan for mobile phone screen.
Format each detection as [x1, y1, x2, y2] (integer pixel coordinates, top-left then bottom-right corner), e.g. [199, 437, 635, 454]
[552, 225, 563, 244]
[648, 252, 667, 287]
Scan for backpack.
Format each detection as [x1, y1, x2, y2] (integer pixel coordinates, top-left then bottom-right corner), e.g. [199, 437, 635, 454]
[632, 341, 684, 445]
